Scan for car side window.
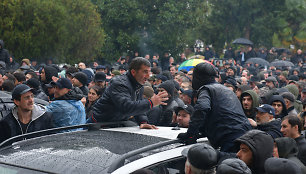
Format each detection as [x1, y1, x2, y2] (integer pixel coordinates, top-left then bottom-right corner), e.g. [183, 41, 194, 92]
[145, 157, 186, 174]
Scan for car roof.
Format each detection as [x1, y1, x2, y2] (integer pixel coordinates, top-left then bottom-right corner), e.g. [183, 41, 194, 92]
[0, 126, 186, 174]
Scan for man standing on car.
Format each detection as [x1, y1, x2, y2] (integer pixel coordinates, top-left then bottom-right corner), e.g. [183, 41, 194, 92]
[0, 84, 53, 143]
[89, 57, 168, 129]
[177, 63, 252, 153]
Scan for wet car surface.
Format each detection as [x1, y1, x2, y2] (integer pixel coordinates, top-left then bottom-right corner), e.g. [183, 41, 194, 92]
[0, 126, 187, 174]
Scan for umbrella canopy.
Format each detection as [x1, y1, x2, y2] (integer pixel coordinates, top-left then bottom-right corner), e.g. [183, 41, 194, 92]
[270, 60, 294, 67]
[188, 55, 205, 60]
[232, 38, 253, 45]
[245, 57, 270, 67]
[178, 59, 210, 72]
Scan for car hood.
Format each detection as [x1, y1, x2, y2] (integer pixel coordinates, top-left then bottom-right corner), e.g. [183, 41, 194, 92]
[0, 128, 176, 174]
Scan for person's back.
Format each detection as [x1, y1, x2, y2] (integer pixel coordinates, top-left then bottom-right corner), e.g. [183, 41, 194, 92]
[178, 62, 252, 153]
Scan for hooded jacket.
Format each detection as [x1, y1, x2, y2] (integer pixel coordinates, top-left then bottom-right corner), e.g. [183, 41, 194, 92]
[46, 87, 86, 129]
[236, 130, 274, 174]
[217, 158, 252, 174]
[0, 104, 53, 143]
[0, 40, 10, 65]
[240, 90, 260, 120]
[91, 72, 150, 124]
[269, 95, 288, 119]
[275, 137, 306, 173]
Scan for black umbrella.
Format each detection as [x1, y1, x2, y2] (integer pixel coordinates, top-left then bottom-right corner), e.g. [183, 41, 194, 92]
[232, 38, 253, 45]
[245, 57, 270, 67]
[270, 60, 294, 67]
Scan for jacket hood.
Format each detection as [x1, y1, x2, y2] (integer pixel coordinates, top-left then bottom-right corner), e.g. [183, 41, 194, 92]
[269, 95, 288, 117]
[241, 90, 259, 109]
[43, 66, 58, 83]
[275, 137, 299, 158]
[236, 130, 274, 174]
[12, 104, 47, 121]
[284, 84, 299, 99]
[56, 87, 83, 101]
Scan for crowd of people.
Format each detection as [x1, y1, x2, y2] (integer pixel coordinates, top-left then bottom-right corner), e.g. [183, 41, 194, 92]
[1, 38, 306, 173]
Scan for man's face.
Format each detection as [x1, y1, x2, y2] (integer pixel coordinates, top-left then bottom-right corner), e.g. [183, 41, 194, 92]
[187, 71, 193, 80]
[177, 110, 190, 128]
[265, 81, 275, 89]
[180, 94, 191, 105]
[14, 91, 34, 111]
[227, 69, 234, 76]
[256, 111, 272, 124]
[272, 101, 283, 116]
[157, 88, 170, 98]
[242, 95, 253, 110]
[78, 63, 86, 70]
[242, 71, 249, 79]
[236, 143, 253, 167]
[88, 88, 100, 102]
[54, 87, 70, 98]
[181, 82, 191, 90]
[281, 119, 298, 138]
[40, 69, 46, 82]
[72, 78, 82, 87]
[26, 74, 33, 81]
[170, 67, 176, 76]
[131, 65, 150, 85]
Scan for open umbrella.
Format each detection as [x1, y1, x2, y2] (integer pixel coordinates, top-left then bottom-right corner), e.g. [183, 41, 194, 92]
[232, 38, 253, 45]
[270, 60, 294, 67]
[245, 57, 270, 67]
[178, 59, 211, 71]
[188, 55, 205, 60]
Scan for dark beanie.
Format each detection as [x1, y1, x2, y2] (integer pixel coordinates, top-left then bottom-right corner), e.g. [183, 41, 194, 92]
[192, 63, 216, 90]
[158, 80, 175, 97]
[73, 72, 88, 86]
[25, 78, 40, 90]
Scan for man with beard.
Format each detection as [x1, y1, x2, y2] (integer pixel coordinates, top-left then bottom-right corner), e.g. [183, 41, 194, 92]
[248, 104, 282, 138]
[240, 90, 260, 120]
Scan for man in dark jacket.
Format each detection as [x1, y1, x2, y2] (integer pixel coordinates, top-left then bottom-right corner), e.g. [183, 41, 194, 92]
[89, 57, 168, 128]
[281, 115, 306, 165]
[0, 40, 10, 66]
[249, 104, 283, 139]
[178, 63, 252, 153]
[0, 84, 53, 143]
[236, 130, 274, 174]
[40, 65, 58, 97]
[72, 72, 89, 96]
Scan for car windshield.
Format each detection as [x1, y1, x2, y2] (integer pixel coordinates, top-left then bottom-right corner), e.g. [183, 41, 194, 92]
[0, 129, 169, 174]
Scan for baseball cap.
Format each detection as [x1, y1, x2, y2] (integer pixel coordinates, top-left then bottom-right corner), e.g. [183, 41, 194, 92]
[175, 104, 194, 115]
[181, 143, 218, 170]
[12, 84, 33, 100]
[94, 72, 106, 82]
[256, 104, 275, 117]
[51, 78, 72, 89]
[181, 89, 193, 98]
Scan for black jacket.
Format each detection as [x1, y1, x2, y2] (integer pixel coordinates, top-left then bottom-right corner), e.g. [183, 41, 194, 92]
[295, 135, 306, 166]
[187, 82, 252, 151]
[256, 118, 283, 139]
[92, 72, 149, 124]
[0, 104, 53, 143]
